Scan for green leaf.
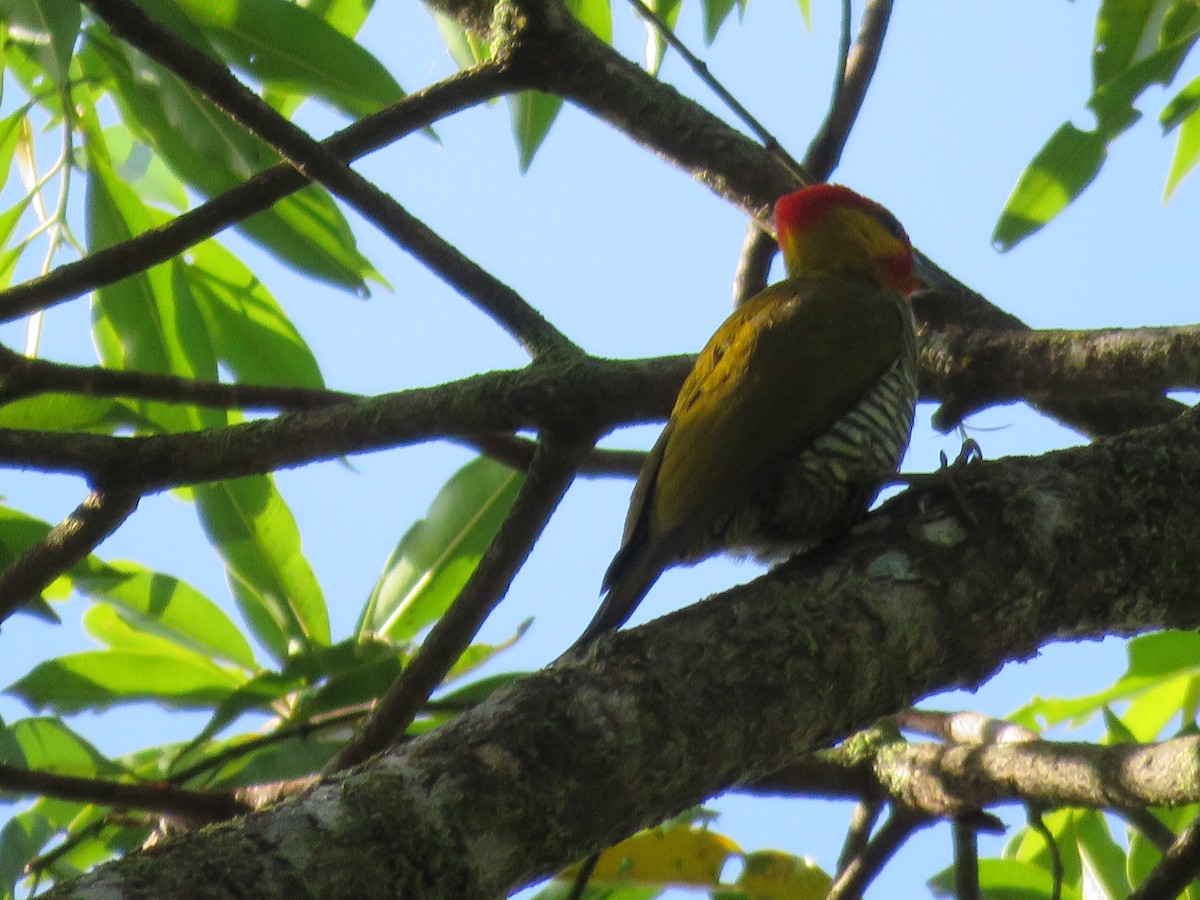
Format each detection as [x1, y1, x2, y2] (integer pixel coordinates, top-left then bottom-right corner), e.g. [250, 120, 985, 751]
[443, 619, 530, 683]
[0, 393, 129, 433]
[509, 90, 564, 172]
[103, 125, 189, 211]
[194, 475, 330, 662]
[1164, 103, 1200, 198]
[73, 561, 257, 669]
[0, 810, 56, 897]
[568, 0, 612, 45]
[993, 123, 1110, 250]
[172, 0, 404, 118]
[1092, 0, 1163, 88]
[202, 733, 339, 787]
[431, 10, 492, 69]
[88, 35, 374, 292]
[702, 0, 739, 44]
[998, 4, 1200, 247]
[930, 858, 1081, 899]
[1011, 632, 1200, 730]
[2, 0, 81, 88]
[0, 717, 119, 777]
[85, 137, 221, 433]
[1161, 73, 1200, 130]
[357, 457, 523, 642]
[171, 670, 304, 768]
[8, 650, 244, 714]
[1075, 810, 1129, 900]
[796, 0, 812, 31]
[643, 0, 683, 74]
[184, 239, 325, 389]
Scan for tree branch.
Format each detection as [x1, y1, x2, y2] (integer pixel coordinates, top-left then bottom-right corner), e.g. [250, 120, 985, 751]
[0, 763, 247, 824]
[332, 436, 592, 769]
[1129, 814, 1200, 900]
[0, 343, 358, 411]
[81, 0, 577, 360]
[0, 63, 517, 322]
[0, 489, 139, 624]
[921, 324, 1200, 431]
[829, 809, 931, 900]
[804, 0, 894, 182]
[42, 405, 1200, 899]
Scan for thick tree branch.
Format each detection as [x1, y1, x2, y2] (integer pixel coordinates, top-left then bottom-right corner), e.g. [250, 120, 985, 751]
[43, 406, 1200, 899]
[746, 733, 1200, 817]
[921, 324, 1200, 430]
[0, 63, 517, 322]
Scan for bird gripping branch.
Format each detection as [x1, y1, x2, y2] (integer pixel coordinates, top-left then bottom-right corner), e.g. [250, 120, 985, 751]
[572, 184, 919, 650]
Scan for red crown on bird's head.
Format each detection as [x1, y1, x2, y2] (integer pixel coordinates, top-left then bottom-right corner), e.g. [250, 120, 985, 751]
[774, 184, 916, 296]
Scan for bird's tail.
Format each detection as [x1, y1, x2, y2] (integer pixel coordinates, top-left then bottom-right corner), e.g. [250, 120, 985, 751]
[566, 543, 663, 653]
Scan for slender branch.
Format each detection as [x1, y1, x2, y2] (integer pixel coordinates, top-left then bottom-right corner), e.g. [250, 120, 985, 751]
[894, 708, 1038, 745]
[0, 762, 247, 822]
[1129, 813, 1200, 900]
[331, 436, 592, 770]
[83, 0, 576, 360]
[0, 63, 517, 323]
[1027, 808, 1062, 900]
[828, 809, 930, 900]
[458, 432, 644, 477]
[953, 820, 981, 900]
[0, 343, 359, 411]
[731, 225, 776, 307]
[624, 0, 805, 179]
[836, 799, 883, 876]
[0, 355, 689, 489]
[0, 488, 139, 625]
[1119, 805, 1178, 853]
[803, 0, 894, 181]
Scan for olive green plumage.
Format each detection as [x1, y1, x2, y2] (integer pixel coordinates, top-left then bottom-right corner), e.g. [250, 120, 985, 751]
[572, 184, 918, 648]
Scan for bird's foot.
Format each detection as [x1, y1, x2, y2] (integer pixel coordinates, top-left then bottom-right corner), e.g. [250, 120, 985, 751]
[888, 435, 983, 525]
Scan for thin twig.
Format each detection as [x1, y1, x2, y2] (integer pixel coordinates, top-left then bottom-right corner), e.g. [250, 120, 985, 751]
[0, 762, 247, 822]
[731, 224, 777, 307]
[564, 852, 600, 900]
[82, 0, 577, 360]
[331, 437, 591, 770]
[1118, 805, 1177, 853]
[0, 343, 359, 411]
[1026, 807, 1062, 900]
[624, 0, 805, 179]
[836, 799, 883, 876]
[828, 808, 930, 900]
[460, 432, 644, 477]
[803, 0, 894, 181]
[1129, 812, 1200, 900]
[0, 488, 140, 625]
[0, 62, 515, 323]
[953, 820, 981, 900]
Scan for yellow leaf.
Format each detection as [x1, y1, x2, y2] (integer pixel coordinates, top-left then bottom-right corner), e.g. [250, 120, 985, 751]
[737, 850, 833, 900]
[561, 825, 741, 889]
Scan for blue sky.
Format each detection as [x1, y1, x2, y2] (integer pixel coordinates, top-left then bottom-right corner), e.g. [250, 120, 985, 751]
[1, 1, 1198, 895]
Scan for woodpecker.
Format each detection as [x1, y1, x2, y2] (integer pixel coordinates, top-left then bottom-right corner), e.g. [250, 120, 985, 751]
[573, 184, 919, 648]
